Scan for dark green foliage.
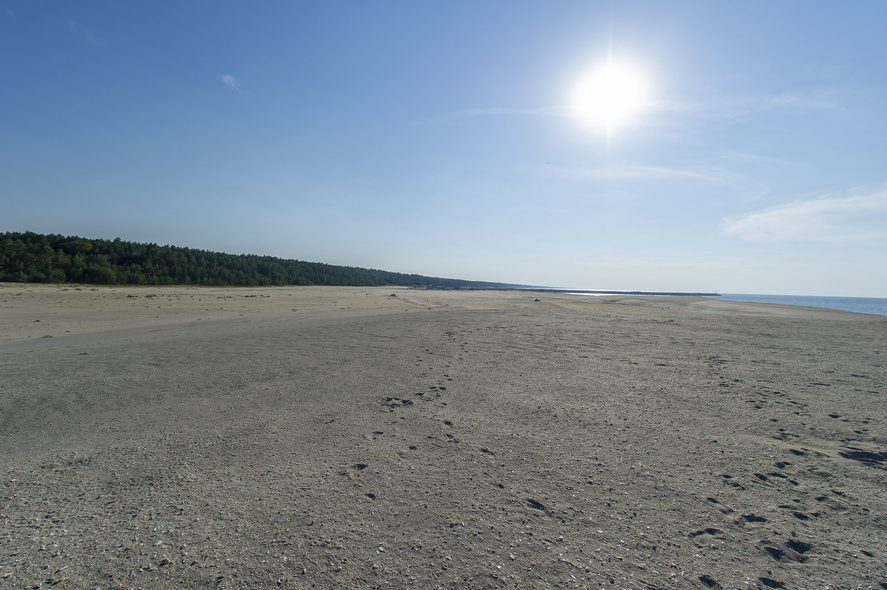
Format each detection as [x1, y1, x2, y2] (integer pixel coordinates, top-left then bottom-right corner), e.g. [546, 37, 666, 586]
[0, 231, 514, 289]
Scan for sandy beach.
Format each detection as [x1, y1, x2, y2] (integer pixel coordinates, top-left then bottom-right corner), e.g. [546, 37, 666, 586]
[1, 284, 885, 589]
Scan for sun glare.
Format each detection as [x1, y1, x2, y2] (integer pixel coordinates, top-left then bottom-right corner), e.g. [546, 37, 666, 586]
[572, 60, 647, 135]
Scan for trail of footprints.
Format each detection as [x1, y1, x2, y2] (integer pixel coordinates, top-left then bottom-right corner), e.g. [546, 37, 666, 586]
[380, 337, 461, 410]
[354, 332, 504, 494]
[342, 332, 471, 499]
[380, 384, 446, 410]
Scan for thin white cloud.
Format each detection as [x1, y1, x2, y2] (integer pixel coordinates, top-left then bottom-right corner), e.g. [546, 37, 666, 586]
[4, 6, 15, 17]
[722, 189, 887, 243]
[763, 87, 843, 111]
[571, 164, 722, 182]
[654, 87, 844, 126]
[66, 21, 102, 48]
[717, 151, 801, 167]
[422, 86, 839, 129]
[221, 74, 243, 94]
[535, 207, 574, 215]
[547, 164, 770, 200]
[422, 106, 563, 125]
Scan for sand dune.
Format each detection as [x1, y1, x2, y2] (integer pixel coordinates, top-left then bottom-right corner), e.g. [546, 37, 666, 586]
[1, 284, 885, 588]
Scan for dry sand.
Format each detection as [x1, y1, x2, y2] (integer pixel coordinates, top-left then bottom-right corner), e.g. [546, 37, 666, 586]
[1, 284, 885, 589]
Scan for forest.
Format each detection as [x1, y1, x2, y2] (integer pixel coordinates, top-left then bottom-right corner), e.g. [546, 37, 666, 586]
[0, 232, 516, 289]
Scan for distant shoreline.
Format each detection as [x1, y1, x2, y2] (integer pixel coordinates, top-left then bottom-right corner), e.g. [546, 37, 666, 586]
[706, 292, 887, 317]
[521, 288, 720, 297]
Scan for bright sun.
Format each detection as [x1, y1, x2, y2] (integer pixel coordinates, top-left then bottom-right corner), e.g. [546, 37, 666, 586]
[572, 60, 647, 134]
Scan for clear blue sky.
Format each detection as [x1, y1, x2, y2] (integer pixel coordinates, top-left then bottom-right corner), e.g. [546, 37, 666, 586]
[3, 1, 886, 296]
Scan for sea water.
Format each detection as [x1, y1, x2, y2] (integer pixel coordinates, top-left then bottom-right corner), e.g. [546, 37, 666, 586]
[709, 294, 887, 317]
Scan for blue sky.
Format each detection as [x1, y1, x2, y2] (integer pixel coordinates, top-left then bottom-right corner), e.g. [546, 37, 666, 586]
[3, 1, 886, 296]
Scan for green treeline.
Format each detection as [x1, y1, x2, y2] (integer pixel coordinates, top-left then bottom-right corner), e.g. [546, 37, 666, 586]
[0, 231, 512, 289]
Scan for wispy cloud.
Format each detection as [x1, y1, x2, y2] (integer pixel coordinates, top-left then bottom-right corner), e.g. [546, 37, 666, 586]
[547, 164, 770, 200]
[423, 86, 840, 129]
[762, 87, 843, 112]
[569, 164, 724, 182]
[221, 74, 243, 94]
[716, 151, 801, 167]
[4, 6, 14, 18]
[66, 21, 102, 48]
[721, 88, 844, 122]
[722, 189, 887, 243]
[652, 87, 844, 127]
[421, 106, 563, 125]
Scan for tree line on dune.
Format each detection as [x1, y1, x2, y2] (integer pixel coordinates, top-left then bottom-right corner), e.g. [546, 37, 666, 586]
[0, 232, 510, 289]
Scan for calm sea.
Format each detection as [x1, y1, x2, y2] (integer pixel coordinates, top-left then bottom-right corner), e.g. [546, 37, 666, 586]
[708, 294, 887, 317]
